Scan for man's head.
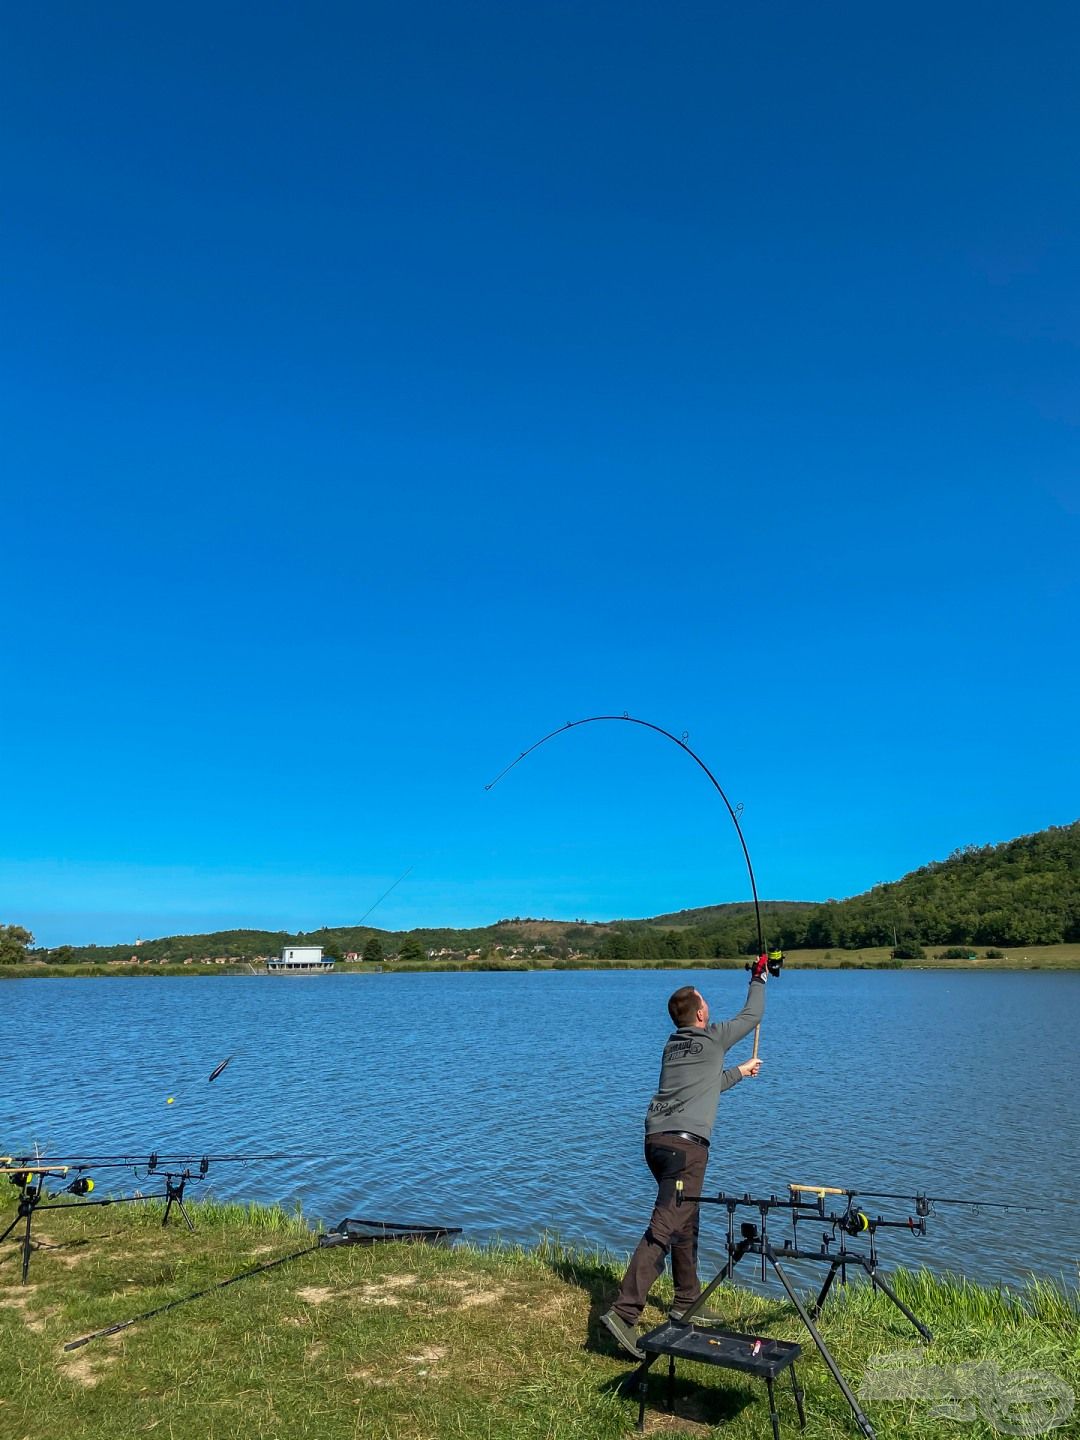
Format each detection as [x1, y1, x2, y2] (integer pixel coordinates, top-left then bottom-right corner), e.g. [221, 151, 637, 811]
[668, 986, 708, 1028]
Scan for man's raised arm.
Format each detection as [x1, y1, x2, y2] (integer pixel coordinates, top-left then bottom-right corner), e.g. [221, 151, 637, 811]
[708, 972, 766, 1050]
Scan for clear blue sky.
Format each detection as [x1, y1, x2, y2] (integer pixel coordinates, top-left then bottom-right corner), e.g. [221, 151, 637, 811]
[3, 3, 1077, 947]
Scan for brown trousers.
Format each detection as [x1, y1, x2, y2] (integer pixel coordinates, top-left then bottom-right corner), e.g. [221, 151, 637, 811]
[612, 1134, 708, 1323]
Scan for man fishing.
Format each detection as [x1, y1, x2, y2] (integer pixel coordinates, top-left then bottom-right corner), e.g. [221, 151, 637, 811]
[601, 958, 768, 1359]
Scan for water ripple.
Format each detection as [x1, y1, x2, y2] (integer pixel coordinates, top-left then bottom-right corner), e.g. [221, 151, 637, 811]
[2, 970, 1077, 1289]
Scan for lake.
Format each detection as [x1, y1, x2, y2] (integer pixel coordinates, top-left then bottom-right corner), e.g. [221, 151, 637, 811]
[3, 969, 1077, 1291]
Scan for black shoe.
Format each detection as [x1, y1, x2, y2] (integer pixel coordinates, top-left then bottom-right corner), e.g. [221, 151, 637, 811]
[601, 1309, 645, 1360]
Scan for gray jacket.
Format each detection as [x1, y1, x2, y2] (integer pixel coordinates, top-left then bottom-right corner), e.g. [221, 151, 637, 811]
[643, 979, 765, 1142]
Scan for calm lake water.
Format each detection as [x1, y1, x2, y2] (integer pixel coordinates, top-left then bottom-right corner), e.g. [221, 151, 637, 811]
[3, 970, 1077, 1291]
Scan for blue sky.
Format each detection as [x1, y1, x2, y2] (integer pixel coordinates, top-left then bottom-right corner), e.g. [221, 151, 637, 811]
[3, 2, 1077, 947]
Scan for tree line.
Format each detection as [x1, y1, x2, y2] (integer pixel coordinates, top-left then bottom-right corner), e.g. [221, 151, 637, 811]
[5, 821, 1077, 965]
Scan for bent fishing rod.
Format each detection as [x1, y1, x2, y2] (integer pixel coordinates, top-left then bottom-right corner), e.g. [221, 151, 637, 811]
[487, 713, 782, 1050]
[487, 714, 766, 953]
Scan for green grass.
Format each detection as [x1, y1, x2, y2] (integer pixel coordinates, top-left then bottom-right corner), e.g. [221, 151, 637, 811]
[0, 1201, 1076, 1439]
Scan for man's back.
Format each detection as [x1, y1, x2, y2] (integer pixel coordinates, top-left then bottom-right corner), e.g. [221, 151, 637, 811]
[644, 981, 765, 1141]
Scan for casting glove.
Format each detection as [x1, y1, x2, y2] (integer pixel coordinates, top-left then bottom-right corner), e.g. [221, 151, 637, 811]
[749, 953, 769, 983]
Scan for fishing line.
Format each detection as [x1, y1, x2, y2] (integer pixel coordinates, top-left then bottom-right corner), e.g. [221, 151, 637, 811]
[165, 1053, 239, 1107]
[485, 714, 767, 957]
[355, 867, 414, 927]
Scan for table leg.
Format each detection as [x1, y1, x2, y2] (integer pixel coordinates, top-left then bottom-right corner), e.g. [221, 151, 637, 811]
[791, 1363, 806, 1428]
[633, 1356, 656, 1432]
[766, 1376, 781, 1440]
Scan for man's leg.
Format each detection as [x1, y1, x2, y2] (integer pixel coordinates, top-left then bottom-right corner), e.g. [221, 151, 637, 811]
[667, 1143, 707, 1311]
[611, 1137, 705, 1323]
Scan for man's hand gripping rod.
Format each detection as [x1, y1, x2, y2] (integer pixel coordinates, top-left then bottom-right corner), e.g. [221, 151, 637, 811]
[747, 950, 785, 1057]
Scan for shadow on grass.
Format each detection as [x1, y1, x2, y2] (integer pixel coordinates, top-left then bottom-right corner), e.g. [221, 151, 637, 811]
[538, 1243, 799, 1373]
[0, 1230, 106, 1284]
[32, 1235, 97, 1254]
[596, 1364, 759, 1431]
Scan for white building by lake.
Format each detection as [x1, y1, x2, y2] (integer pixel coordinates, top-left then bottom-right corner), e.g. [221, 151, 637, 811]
[266, 945, 335, 974]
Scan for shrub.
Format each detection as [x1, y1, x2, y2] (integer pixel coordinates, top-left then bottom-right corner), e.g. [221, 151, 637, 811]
[985, 948, 1006, 959]
[890, 942, 925, 960]
[936, 946, 976, 960]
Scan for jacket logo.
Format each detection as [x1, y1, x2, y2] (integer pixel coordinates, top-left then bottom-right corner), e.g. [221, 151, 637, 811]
[647, 1100, 684, 1117]
[664, 1039, 703, 1060]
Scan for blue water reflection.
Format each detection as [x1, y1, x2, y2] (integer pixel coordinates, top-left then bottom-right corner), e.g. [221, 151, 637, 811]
[2, 969, 1076, 1289]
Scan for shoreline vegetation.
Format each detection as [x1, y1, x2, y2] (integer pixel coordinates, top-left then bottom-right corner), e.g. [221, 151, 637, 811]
[5, 821, 1078, 976]
[4, 943, 1080, 978]
[1, 1200, 1076, 1440]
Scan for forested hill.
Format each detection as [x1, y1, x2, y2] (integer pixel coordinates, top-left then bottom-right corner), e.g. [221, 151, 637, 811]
[15, 820, 1080, 965]
[640, 821, 1080, 957]
[798, 820, 1080, 950]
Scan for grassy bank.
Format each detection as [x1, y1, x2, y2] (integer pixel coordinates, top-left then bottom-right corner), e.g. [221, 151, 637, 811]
[6, 943, 1080, 979]
[1, 1201, 1075, 1439]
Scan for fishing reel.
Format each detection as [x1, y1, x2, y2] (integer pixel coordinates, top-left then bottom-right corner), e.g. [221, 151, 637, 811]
[838, 1208, 872, 1237]
[7, 1168, 94, 1197]
[837, 1202, 926, 1238]
[746, 950, 785, 979]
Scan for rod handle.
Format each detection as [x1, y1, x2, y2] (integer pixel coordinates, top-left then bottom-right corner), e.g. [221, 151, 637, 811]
[0, 1165, 69, 1176]
[789, 1183, 846, 1197]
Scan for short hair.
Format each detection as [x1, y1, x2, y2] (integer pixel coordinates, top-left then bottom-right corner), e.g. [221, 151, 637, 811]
[668, 986, 702, 1027]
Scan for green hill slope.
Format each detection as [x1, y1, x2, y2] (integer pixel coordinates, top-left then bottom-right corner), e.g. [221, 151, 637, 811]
[786, 821, 1080, 951]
